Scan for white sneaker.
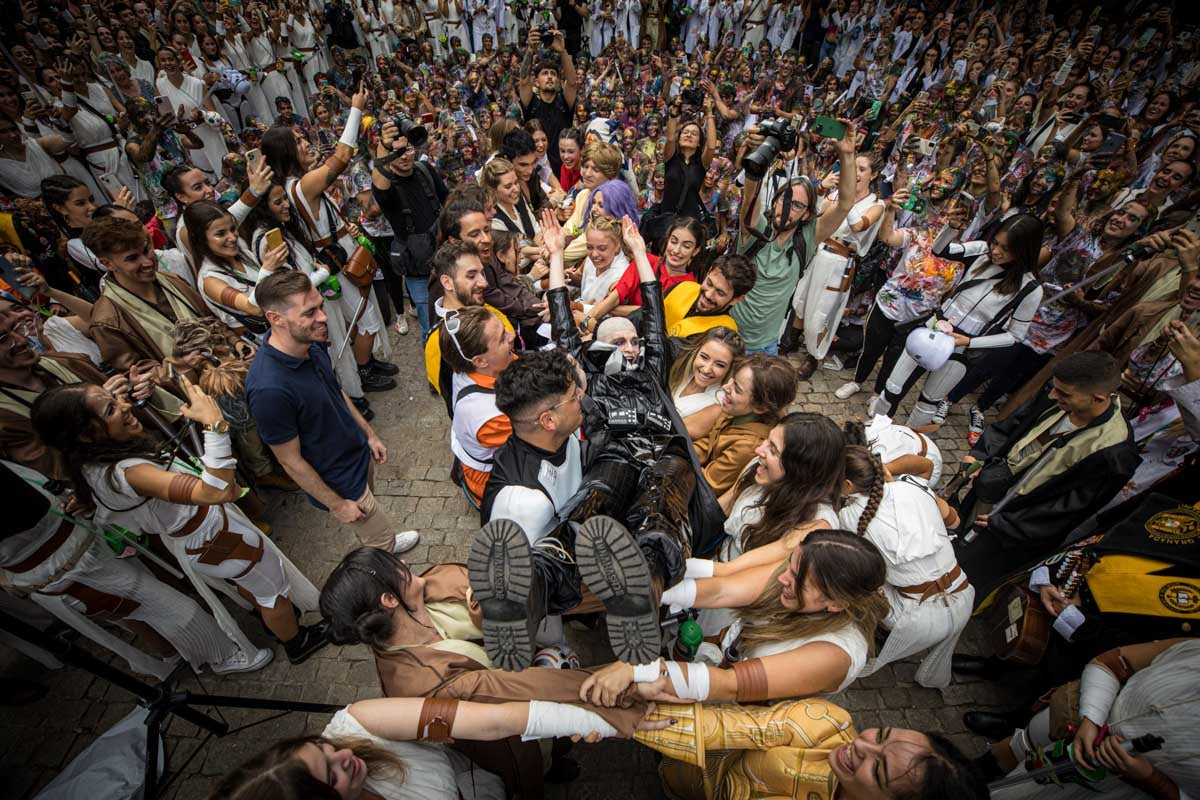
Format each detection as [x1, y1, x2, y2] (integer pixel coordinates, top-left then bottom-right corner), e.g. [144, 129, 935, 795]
[391, 530, 421, 553]
[835, 381, 861, 400]
[866, 394, 885, 417]
[210, 646, 273, 675]
[394, 316, 409, 336]
[822, 354, 844, 371]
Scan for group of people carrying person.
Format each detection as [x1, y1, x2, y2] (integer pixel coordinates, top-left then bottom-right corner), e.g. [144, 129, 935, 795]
[2, 0, 1200, 797]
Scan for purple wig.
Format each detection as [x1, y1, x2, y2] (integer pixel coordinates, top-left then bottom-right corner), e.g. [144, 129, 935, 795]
[584, 178, 640, 226]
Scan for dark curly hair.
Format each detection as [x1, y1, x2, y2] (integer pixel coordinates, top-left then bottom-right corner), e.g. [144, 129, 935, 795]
[494, 349, 579, 422]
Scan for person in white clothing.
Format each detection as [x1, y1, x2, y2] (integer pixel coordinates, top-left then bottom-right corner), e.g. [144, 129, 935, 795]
[667, 326, 743, 441]
[155, 46, 230, 178]
[875, 214, 1047, 428]
[0, 116, 68, 199]
[31, 378, 329, 666]
[788, 155, 885, 365]
[839, 446, 972, 688]
[579, 530, 888, 706]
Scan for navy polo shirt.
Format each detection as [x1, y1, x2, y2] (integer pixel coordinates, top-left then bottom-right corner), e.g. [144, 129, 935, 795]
[246, 334, 370, 509]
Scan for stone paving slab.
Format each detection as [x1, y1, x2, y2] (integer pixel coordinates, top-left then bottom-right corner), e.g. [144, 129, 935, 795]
[0, 327, 1019, 799]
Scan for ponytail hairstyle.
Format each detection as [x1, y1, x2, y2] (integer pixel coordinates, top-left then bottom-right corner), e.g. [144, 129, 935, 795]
[40, 174, 90, 234]
[208, 734, 405, 800]
[319, 547, 418, 648]
[843, 445, 886, 537]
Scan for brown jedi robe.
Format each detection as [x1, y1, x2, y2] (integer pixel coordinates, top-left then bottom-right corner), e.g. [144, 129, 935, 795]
[89, 272, 217, 369]
[0, 353, 107, 478]
[1094, 299, 1179, 369]
[371, 565, 647, 798]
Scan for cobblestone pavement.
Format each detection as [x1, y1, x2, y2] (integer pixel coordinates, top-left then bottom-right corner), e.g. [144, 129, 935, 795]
[1, 326, 1020, 799]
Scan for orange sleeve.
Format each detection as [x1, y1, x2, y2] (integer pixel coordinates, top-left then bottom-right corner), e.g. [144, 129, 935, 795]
[475, 414, 513, 449]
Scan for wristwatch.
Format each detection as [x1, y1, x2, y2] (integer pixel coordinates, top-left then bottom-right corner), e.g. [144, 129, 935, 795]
[203, 420, 230, 434]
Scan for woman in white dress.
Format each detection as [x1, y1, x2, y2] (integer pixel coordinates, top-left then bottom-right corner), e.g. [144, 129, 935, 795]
[667, 326, 743, 441]
[261, 88, 395, 390]
[683, 0, 710, 52]
[790, 155, 884, 362]
[155, 46, 229, 178]
[115, 28, 155, 85]
[576, 215, 629, 308]
[288, 2, 328, 97]
[183, 200, 283, 341]
[838, 446, 973, 688]
[580, 530, 889, 705]
[31, 379, 328, 667]
[245, 10, 299, 123]
[241, 181, 368, 399]
[0, 116, 67, 199]
[56, 56, 139, 203]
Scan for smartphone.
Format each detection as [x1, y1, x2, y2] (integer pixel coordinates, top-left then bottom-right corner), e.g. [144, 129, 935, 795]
[958, 189, 976, 205]
[264, 227, 284, 252]
[387, 88, 397, 102]
[1096, 112, 1124, 130]
[964, 119, 981, 137]
[914, 137, 936, 157]
[351, 65, 366, 89]
[0, 255, 33, 300]
[453, 109, 466, 128]
[245, 148, 261, 167]
[811, 116, 847, 140]
[154, 95, 174, 118]
[98, 173, 124, 198]
[1095, 130, 1127, 157]
[1087, 25, 1102, 39]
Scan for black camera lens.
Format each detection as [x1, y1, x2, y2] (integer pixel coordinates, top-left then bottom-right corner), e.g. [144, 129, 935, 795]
[392, 114, 427, 148]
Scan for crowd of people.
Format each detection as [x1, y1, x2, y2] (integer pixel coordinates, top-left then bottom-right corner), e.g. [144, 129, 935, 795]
[1, 0, 1199, 798]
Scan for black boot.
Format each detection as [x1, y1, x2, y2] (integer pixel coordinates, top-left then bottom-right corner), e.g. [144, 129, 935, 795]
[469, 519, 550, 671]
[368, 358, 399, 376]
[972, 748, 1008, 782]
[963, 709, 1027, 740]
[358, 366, 397, 392]
[284, 621, 331, 664]
[576, 515, 662, 664]
[778, 319, 802, 356]
[626, 452, 694, 586]
[951, 653, 1006, 681]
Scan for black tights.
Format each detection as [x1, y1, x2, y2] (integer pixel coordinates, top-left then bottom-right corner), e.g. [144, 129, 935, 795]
[947, 343, 1053, 411]
[852, 306, 916, 392]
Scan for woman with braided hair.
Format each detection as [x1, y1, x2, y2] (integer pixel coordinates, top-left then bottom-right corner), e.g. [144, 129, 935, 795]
[837, 446, 973, 688]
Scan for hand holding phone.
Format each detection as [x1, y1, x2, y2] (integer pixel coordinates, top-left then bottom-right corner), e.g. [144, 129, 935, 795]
[811, 115, 848, 140]
[264, 227, 284, 251]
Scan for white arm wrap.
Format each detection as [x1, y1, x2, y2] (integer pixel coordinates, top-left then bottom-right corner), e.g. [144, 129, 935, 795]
[309, 266, 331, 288]
[684, 558, 715, 579]
[340, 107, 363, 147]
[201, 431, 236, 474]
[520, 700, 618, 741]
[660, 578, 697, 612]
[632, 660, 663, 683]
[200, 469, 230, 491]
[664, 661, 710, 701]
[1078, 663, 1121, 726]
[1028, 566, 1052, 590]
[1051, 604, 1087, 641]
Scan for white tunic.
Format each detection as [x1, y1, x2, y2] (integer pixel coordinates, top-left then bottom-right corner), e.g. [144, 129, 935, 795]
[579, 252, 628, 307]
[0, 138, 66, 198]
[672, 381, 721, 418]
[156, 74, 229, 175]
[720, 618, 869, 693]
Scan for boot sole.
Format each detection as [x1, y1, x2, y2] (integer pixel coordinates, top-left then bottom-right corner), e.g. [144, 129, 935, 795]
[576, 516, 661, 664]
[468, 519, 536, 671]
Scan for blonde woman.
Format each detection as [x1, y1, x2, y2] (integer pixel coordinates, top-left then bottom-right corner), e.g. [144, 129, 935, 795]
[667, 326, 744, 440]
[480, 158, 543, 264]
[576, 215, 632, 308]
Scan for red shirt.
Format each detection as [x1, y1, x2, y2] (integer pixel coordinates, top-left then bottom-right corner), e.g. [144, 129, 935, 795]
[560, 165, 581, 192]
[614, 254, 695, 306]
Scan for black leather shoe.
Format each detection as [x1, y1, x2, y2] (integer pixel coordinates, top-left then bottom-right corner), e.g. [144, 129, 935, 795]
[951, 653, 1005, 681]
[350, 396, 375, 422]
[358, 367, 397, 392]
[368, 358, 399, 376]
[963, 710, 1023, 740]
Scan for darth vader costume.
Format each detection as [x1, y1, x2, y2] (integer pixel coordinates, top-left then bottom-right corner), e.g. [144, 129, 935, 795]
[472, 274, 725, 669]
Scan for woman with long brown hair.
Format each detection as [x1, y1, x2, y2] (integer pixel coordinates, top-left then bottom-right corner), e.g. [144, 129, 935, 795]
[668, 326, 744, 440]
[580, 530, 889, 704]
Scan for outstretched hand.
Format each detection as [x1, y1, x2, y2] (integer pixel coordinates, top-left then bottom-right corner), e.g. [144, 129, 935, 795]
[620, 215, 647, 255]
[540, 208, 565, 254]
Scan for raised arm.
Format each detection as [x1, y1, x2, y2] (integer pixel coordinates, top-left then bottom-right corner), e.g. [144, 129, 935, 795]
[298, 85, 367, 205]
[812, 120, 858, 244]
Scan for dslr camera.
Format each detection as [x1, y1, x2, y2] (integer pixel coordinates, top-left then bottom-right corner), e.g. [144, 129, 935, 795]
[390, 113, 428, 148]
[743, 117, 800, 180]
[680, 86, 705, 107]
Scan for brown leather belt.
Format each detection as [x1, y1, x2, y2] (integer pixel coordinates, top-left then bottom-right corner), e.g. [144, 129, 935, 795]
[821, 238, 854, 258]
[170, 504, 211, 540]
[173, 505, 265, 580]
[4, 519, 75, 574]
[896, 564, 967, 604]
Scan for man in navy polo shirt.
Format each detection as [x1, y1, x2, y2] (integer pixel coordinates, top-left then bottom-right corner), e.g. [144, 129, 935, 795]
[247, 271, 419, 554]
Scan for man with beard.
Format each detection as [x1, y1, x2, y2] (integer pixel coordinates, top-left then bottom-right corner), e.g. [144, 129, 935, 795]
[663, 253, 756, 338]
[247, 270, 420, 554]
[518, 28, 578, 175]
[731, 121, 859, 354]
[424, 216, 515, 416]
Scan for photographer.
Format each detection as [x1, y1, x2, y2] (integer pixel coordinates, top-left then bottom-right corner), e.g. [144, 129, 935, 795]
[371, 115, 450, 340]
[646, 88, 719, 249]
[518, 27, 579, 176]
[731, 119, 859, 355]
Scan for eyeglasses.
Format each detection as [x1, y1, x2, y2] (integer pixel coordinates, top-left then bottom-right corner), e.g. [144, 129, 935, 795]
[514, 385, 583, 425]
[789, 200, 810, 213]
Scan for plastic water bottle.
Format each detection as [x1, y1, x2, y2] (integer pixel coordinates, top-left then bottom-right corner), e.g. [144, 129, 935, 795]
[672, 619, 704, 662]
